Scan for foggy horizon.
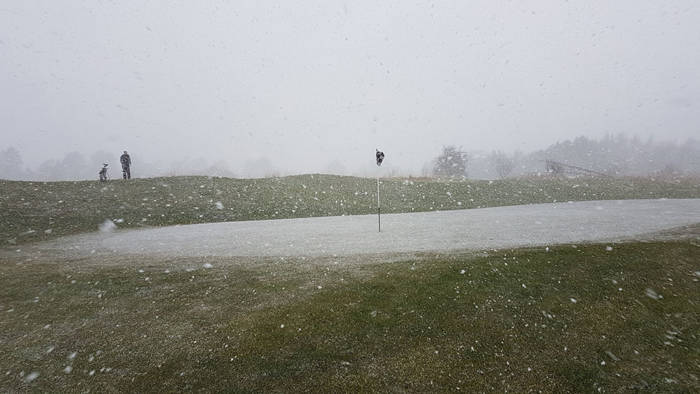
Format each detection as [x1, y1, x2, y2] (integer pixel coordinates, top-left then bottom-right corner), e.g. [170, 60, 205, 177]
[2, 1, 699, 177]
[2, 131, 698, 181]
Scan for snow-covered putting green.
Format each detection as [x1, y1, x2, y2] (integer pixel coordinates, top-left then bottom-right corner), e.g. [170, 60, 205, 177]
[31, 198, 700, 258]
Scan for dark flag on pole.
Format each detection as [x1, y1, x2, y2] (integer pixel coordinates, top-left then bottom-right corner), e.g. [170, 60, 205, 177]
[376, 149, 385, 166]
[375, 149, 384, 232]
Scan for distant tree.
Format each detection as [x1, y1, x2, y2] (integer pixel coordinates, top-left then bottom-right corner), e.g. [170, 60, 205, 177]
[545, 160, 564, 175]
[0, 147, 25, 180]
[489, 150, 515, 179]
[37, 151, 88, 180]
[61, 152, 89, 179]
[433, 145, 468, 178]
[37, 159, 61, 180]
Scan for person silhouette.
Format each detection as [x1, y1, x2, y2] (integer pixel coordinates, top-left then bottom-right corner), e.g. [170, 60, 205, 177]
[98, 163, 108, 182]
[120, 151, 131, 179]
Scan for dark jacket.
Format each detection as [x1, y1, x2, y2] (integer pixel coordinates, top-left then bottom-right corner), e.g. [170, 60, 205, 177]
[120, 153, 131, 168]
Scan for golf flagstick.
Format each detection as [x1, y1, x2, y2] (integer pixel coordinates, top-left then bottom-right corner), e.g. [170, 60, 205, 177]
[377, 175, 381, 232]
[375, 149, 385, 232]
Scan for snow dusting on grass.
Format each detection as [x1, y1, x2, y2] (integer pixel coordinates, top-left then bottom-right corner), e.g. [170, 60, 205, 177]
[98, 219, 117, 233]
[0, 217, 698, 391]
[3, 175, 699, 246]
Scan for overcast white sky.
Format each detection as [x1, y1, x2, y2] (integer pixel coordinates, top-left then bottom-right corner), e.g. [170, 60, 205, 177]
[2, 1, 699, 175]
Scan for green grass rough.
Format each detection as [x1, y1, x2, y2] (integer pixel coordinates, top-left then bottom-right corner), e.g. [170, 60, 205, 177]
[1, 238, 698, 392]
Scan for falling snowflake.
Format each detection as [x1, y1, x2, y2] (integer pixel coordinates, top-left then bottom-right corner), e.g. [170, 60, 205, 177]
[645, 288, 661, 300]
[25, 372, 39, 382]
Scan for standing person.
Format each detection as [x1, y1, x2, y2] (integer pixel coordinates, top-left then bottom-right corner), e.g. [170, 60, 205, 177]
[120, 151, 131, 179]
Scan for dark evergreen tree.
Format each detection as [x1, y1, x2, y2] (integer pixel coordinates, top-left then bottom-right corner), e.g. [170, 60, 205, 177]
[433, 145, 468, 178]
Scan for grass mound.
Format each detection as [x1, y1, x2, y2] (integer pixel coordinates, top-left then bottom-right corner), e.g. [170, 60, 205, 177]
[2, 174, 699, 246]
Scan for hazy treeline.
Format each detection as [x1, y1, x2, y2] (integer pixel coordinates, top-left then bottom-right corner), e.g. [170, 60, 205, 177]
[467, 134, 700, 179]
[2, 134, 699, 181]
[0, 148, 238, 181]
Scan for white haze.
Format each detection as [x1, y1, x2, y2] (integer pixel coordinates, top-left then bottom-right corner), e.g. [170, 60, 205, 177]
[1, 1, 699, 178]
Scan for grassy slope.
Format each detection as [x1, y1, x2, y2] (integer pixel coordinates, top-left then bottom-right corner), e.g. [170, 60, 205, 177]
[2, 174, 699, 246]
[1, 238, 698, 392]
